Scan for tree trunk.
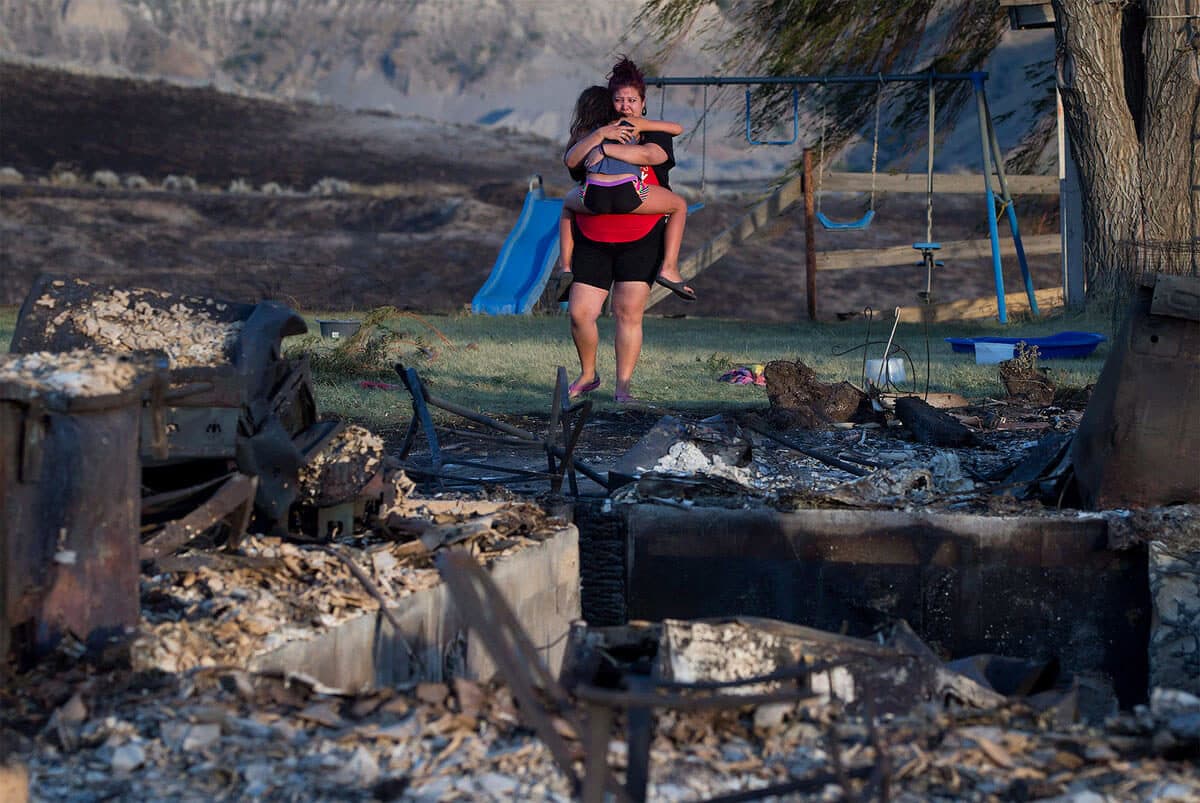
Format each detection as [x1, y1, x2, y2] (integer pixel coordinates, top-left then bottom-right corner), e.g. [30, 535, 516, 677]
[1140, 0, 1200, 244]
[1052, 0, 1142, 296]
[1053, 0, 1200, 296]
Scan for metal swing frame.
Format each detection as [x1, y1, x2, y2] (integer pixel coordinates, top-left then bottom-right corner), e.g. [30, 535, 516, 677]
[647, 70, 1040, 323]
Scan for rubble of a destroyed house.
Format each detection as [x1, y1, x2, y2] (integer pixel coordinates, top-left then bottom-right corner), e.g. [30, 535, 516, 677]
[608, 402, 1088, 515]
[3, 616, 1199, 802]
[5, 273, 1199, 801]
[1, 279, 579, 696]
[135, 471, 567, 675]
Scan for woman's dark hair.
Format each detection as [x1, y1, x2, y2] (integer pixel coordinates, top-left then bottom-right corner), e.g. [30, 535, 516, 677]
[568, 85, 614, 146]
[607, 55, 646, 101]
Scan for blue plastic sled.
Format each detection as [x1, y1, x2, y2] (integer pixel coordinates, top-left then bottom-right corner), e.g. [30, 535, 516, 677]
[945, 331, 1106, 360]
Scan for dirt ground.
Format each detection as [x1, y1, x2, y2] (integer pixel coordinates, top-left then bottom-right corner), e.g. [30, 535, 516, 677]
[1, 61, 1063, 322]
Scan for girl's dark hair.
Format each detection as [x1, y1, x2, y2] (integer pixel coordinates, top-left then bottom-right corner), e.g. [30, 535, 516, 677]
[607, 55, 645, 100]
[568, 85, 614, 145]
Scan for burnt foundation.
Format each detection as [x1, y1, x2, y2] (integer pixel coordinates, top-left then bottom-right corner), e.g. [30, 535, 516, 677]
[246, 528, 580, 692]
[581, 505, 1150, 708]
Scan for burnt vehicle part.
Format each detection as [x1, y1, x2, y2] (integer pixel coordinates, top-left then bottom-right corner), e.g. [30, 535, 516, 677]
[1070, 272, 1200, 509]
[10, 276, 321, 531]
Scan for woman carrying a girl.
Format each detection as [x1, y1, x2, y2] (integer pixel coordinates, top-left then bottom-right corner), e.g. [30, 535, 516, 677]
[556, 64, 695, 303]
[559, 57, 693, 405]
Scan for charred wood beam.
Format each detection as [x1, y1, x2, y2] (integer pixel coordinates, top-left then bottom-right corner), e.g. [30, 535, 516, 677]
[140, 473, 257, 561]
[435, 551, 606, 799]
[893, 397, 978, 447]
[154, 553, 280, 573]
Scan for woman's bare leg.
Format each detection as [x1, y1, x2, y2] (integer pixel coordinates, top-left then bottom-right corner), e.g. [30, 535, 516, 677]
[569, 283, 608, 388]
[637, 187, 690, 288]
[610, 280, 651, 398]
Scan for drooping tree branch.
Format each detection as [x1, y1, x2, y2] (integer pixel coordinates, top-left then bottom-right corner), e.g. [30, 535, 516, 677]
[635, 0, 1007, 162]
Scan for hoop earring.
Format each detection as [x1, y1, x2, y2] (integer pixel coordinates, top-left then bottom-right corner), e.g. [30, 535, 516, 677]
[642, 106, 647, 116]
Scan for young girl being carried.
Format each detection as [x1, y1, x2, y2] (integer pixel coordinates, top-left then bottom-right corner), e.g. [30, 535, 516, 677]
[555, 85, 695, 301]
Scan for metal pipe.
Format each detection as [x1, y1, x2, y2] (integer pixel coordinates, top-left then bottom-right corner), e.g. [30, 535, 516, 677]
[980, 88, 1038, 316]
[744, 422, 868, 477]
[973, 75, 1008, 323]
[423, 392, 540, 442]
[879, 307, 902, 386]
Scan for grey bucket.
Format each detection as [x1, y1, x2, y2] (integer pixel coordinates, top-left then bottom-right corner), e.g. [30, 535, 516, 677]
[317, 319, 361, 340]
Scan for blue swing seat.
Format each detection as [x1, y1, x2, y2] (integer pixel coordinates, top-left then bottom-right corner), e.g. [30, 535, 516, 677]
[816, 209, 875, 231]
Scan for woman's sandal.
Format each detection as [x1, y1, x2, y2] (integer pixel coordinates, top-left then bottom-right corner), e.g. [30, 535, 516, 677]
[568, 374, 600, 400]
[614, 390, 637, 404]
[655, 276, 696, 302]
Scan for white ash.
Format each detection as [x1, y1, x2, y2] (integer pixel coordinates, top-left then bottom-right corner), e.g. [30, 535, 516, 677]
[929, 450, 976, 493]
[0, 350, 144, 397]
[650, 441, 759, 488]
[47, 288, 241, 368]
[298, 425, 385, 503]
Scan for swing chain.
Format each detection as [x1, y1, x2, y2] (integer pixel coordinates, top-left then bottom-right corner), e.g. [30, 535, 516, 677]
[868, 74, 883, 212]
[701, 84, 708, 196]
[925, 71, 936, 247]
[817, 79, 884, 217]
[817, 83, 827, 214]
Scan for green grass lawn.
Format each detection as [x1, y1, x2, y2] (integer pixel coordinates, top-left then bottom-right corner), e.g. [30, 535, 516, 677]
[0, 306, 16, 347]
[2, 304, 1112, 431]
[292, 307, 1113, 430]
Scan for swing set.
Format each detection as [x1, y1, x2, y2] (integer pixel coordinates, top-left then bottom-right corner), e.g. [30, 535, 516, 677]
[648, 71, 1040, 324]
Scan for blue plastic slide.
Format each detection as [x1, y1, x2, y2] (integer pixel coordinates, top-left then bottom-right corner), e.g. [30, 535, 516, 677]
[471, 176, 563, 315]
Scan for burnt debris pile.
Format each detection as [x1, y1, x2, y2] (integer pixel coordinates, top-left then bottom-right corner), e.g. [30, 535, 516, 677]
[2, 274, 1199, 800]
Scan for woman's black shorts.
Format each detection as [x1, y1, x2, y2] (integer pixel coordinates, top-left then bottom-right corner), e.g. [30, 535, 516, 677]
[571, 218, 665, 290]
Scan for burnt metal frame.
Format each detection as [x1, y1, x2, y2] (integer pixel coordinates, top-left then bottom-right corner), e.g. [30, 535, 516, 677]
[436, 551, 883, 803]
[395, 364, 608, 493]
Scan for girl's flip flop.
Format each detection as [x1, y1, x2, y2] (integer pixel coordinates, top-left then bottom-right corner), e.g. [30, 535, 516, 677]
[655, 277, 696, 302]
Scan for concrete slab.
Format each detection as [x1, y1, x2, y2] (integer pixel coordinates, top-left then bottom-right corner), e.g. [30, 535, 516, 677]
[619, 506, 1149, 706]
[251, 527, 579, 692]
